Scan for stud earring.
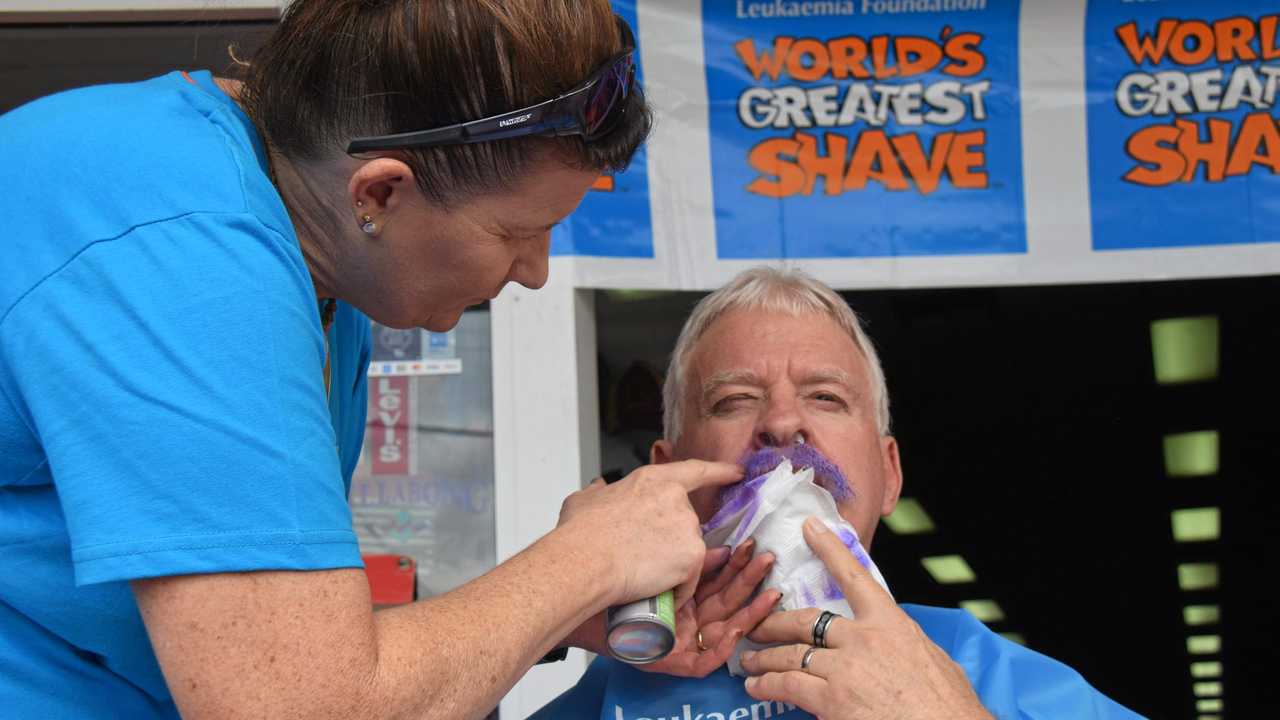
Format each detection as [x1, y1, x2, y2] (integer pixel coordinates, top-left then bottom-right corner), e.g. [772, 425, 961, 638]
[356, 200, 363, 207]
[361, 216, 378, 235]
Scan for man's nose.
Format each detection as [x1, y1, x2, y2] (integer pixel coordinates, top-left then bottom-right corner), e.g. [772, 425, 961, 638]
[754, 397, 806, 448]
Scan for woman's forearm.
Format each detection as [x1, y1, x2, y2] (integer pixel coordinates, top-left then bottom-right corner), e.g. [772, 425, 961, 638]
[365, 524, 615, 720]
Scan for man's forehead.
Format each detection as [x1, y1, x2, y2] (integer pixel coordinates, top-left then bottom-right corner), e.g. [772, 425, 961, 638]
[700, 366, 855, 389]
[687, 317, 872, 404]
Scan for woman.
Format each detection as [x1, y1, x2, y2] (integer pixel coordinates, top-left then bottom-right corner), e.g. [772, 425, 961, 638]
[0, 2, 772, 718]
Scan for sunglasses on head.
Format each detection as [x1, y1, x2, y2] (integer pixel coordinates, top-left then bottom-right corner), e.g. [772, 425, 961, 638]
[346, 15, 638, 155]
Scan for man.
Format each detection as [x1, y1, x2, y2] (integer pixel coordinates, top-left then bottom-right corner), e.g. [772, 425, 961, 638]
[534, 267, 1140, 719]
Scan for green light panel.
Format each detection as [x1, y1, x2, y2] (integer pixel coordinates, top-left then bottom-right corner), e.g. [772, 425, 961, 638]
[1191, 661, 1222, 679]
[960, 600, 1005, 623]
[884, 498, 936, 535]
[999, 632, 1026, 646]
[1187, 635, 1221, 655]
[1178, 563, 1219, 591]
[1150, 316, 1219, 384]
[1196, 698, 1223, 712]
[921, 555, 976, 584]
[1187, 661, 1218, 676]
[1172, 507, 1221, 542]
[1193, 681, 1223, 697]
[1163, 431, 1219, 477]
[1184, 605, 1220, 626]
[1197, 715, 1221, 720]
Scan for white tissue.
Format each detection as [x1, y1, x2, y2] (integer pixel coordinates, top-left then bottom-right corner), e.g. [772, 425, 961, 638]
[702, 459, 891, 676]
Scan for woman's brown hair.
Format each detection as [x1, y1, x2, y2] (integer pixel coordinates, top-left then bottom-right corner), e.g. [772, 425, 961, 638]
[238, 0, 651, 206]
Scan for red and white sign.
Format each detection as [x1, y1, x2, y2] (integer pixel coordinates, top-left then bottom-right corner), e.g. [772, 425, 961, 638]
[370, 376, 412, 475]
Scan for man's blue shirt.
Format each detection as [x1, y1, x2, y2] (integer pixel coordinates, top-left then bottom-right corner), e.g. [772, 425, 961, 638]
[532, 605, 1144, 720]
[0, 71, 370, 717]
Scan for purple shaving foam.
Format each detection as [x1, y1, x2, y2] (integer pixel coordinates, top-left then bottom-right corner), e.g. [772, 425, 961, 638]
[787, 444, 854, 502]
[823, 572, 845, 601]
[837, 528, 873, 570]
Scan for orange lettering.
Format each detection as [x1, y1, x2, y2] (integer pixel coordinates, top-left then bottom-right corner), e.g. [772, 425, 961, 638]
[1124, 124, 1187, 186]
[591, 175, 615, 192]
[845, 130, 909, 191]
[1225, 112, 1280, 176]
[947, 130, 987, 189]
[747, 137, 806, 197]
[895, 36, 944, 78]
[942, 33, 985, 77]
[1116, 19, 1178, 65]
[735, 37, 794, 82]
[828, 37, 871, 80]
[787, 38, 832, 83]
[795, 132, 848, 196]
[1263, 16, 1280, 60]
[1214, 17, 1258, 62]
[890, 132, 953, 195]
[870, 36, 898, 79]
[1176, 118, 1232, 182]
[1168, 21, 1215, 66]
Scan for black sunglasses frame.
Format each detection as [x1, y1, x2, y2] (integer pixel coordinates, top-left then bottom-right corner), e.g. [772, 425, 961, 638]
[346, 16, 637, 156]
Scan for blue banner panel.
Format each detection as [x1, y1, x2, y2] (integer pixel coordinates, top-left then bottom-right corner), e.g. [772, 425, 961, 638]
[551, 1, 654, 257]
[1086, 1, 1280, 251]
[702, 0, 1026, 259]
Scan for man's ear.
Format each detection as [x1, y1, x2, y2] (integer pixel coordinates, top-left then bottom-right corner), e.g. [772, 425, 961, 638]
[650, 439, 675, 465]
[879, 436, 904, 517]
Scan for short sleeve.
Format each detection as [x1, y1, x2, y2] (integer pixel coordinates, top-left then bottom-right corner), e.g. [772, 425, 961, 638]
[3, 212, 362, 585]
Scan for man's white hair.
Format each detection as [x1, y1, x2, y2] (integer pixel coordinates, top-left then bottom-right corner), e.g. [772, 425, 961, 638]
[662, 267, 891, 442]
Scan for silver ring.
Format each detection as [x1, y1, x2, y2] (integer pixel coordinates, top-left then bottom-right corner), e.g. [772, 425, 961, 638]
[800, 646, 819, 673]
[811, 610, 837, 649]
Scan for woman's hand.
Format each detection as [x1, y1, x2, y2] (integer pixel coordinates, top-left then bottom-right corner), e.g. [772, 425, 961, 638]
[739, 518, 992, 720]
[556, 460, 744, 611]
[639, 538, 782, 678]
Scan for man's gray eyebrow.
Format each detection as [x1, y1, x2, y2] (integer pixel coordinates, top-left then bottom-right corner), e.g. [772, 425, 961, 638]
[802, 368, 854, 386]
[699, 369, 763, 403]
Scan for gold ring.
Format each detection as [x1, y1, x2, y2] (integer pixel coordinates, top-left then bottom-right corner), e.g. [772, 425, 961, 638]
[800, 646, 819, 673]
[696, 630, 709, 653]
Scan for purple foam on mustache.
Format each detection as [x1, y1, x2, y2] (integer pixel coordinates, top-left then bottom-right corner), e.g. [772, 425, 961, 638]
[788, 444, 854, 502]
[725, 445, 854, 505]
[742, 446, 788, 482]
[703, 472, 769, 534]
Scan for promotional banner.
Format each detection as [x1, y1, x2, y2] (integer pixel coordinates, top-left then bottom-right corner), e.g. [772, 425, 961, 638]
[551, 0, 655, 257]
[1086, 1, 1280, 251]
[369, 376, 412, 476]
[701, 0, 1026, 258]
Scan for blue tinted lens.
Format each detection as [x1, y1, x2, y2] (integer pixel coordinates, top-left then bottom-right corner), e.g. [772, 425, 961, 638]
[585, 55, 633, 135]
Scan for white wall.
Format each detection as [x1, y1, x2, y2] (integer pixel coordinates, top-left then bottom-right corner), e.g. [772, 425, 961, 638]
[492, 263, 601, 718]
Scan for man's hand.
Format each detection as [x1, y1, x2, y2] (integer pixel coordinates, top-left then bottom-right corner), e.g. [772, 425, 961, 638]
[739, 518, 992, 720]
[642, 538, 781, 678]
[562, 539, 781, 679]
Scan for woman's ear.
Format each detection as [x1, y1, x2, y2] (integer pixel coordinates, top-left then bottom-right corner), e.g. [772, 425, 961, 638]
[348, 157, 415, 223]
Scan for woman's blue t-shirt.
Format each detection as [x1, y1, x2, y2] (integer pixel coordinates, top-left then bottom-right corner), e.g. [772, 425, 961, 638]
[0, 71, 371, 717]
